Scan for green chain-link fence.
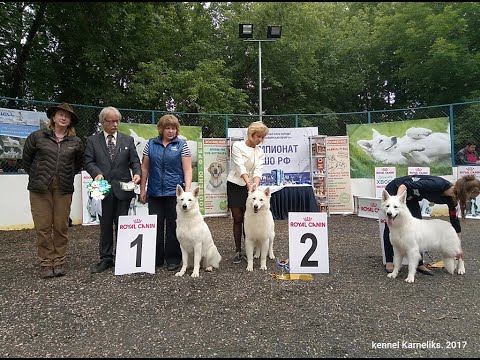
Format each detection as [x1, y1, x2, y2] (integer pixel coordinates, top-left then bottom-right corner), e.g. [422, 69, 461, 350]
[1, 96, 480, 171]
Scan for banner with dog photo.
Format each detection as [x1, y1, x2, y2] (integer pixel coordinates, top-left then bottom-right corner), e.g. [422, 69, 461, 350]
[347, 118, 452, 178]
[197, 138, 228, 216]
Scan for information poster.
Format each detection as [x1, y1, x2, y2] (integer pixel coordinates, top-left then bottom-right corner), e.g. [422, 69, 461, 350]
[325, 136, 354, 214]
[375, 167, 396, 198]
[197, 138, 228, 216]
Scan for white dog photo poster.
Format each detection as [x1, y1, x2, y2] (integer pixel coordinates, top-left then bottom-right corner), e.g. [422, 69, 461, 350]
[115, 215, 157, 275]
[347, 117, 452, 179]
[457, 166, 480, 219]
[288, 212, 329, 274]
[197, 138, 228, 217]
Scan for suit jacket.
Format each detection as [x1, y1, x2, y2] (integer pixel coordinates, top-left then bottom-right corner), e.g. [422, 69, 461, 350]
[84, 132, 141, 201]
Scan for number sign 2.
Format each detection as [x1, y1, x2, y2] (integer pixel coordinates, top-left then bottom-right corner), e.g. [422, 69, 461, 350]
[288, 212, 329, 274]
[115, 215, 157, 275]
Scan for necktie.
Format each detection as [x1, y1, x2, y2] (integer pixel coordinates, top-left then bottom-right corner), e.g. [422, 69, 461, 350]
[107, 135, 115, 159]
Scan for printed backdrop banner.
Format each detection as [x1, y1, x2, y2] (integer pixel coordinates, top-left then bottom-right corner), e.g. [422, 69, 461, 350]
[374, 167, 396, 198]
[325, 136, 354, 214]
[197, 138, 228, 216]
[0, 107, 47, 160]
[347, 118, 452, 178]
[227, 127, 318, 186]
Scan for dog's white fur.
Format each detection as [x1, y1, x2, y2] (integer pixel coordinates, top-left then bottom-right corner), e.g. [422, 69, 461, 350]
[244, 185, 275, 271]
[357, 127, 450, 165]
[206, 161, 226, 192]
[381, 190, 465, 283]
[175, 185, 222, 278]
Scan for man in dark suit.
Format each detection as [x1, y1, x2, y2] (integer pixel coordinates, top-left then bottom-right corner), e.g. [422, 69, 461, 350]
[84, 106, 141, 273]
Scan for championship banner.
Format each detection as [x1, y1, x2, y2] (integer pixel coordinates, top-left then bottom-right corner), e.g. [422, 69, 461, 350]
[325, 136, 354, 214]
[197, 138, 228, 216]
[227, 127, 318, 185]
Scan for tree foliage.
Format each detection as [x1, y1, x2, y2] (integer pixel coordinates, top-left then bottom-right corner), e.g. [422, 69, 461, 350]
[1, 1, 480, 119]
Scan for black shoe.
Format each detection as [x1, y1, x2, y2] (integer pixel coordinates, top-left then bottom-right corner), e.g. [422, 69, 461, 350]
[417, 265, 434, 276]
[167, 263, 180, 271]
[53, 265, 66, 277]
[91, 260, 114, 273]
[40, 266, 54, 279]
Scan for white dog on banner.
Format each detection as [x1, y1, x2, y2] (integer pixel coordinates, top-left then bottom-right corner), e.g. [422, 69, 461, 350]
[357, 127, 451, 165]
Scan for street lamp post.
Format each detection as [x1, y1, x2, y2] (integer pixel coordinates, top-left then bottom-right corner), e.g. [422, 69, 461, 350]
[239, 24, 282, 121]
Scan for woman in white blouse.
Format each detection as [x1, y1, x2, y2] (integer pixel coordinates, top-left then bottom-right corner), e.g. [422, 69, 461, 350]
[227, 121, 269, 264]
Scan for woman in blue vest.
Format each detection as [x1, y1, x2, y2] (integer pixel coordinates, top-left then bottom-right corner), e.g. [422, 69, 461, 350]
[139, 115, 192, 271]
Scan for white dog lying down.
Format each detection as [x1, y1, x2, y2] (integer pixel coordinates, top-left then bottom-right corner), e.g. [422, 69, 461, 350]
[175, 185, 222, 278]
[381, 189, 465, 283]
[244, 185, 275, 271]
[357, 127, 451, 165]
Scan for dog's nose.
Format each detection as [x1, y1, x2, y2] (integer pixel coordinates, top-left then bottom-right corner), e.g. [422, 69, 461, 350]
[254, 205, 258, 210]
[182, 204, 187, 209]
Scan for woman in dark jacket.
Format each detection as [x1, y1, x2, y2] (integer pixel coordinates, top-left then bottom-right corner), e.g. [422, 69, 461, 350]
[22, 103, 84, 279]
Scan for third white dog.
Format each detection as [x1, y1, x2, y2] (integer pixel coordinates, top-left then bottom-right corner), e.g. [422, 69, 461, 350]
[175, 184, 222, 278]
[381, 189, 465, 283]
[244, 185, 275, 271]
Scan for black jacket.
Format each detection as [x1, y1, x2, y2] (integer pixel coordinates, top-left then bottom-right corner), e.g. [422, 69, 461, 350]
[22, 129, 84, 194]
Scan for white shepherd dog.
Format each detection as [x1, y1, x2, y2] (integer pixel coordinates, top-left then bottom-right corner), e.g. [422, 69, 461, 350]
[244, 185, 275, 271]
[381, 190, 465, 283]
[175, 185, 222, 278]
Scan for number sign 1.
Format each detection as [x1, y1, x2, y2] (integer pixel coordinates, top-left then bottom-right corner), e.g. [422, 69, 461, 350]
[115, 215, 157, 275]
[288, 212, 329, 274]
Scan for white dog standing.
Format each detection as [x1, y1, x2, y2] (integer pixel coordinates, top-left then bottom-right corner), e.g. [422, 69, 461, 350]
[381, 189, 465, 283]
[244, 185, 275, 271]
[175, 185, 222, 278]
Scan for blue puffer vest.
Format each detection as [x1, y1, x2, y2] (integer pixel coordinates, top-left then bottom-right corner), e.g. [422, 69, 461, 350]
[147, 136, 186, 197]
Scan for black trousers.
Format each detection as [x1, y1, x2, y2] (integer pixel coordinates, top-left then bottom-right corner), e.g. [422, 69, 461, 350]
[148, 196, 181, 266]
[98, 192, 131, 261]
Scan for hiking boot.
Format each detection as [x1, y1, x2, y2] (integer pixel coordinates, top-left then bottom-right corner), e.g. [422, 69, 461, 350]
[233, 251, 242, 264]
[40, 266, 54, 279]
[53, 265, 66, 277]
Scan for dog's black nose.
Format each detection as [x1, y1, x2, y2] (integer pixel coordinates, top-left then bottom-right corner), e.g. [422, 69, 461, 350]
[182, 204, 187, 209]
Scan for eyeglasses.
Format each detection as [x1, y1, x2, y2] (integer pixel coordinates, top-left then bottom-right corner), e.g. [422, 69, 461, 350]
[104, 119, 119, 124]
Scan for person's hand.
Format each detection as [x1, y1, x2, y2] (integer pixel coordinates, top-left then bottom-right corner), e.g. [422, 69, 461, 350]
[139, 191, 147, 204]
[132, 174, 141, 184]
[95, 174, 104, 181]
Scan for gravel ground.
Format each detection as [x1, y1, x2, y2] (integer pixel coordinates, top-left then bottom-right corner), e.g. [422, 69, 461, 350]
[0, 214, 479, 358]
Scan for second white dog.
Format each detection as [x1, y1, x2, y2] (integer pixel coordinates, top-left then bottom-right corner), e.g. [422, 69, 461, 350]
[244, 185, 275, 271]
[175, 185, 222, 278]
[381, 189, 465, 283]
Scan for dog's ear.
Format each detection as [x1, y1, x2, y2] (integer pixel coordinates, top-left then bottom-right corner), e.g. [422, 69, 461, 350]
[264, 187, 271, 197]
[251, 183, 257, 192]
[193, 186, 200, 197]
[357, 139, 373, 152]
[176, 184, 183, 196]
[398, 189, 407, 203]
[220, 162, 225, 173]
[382, 189, 390, 202]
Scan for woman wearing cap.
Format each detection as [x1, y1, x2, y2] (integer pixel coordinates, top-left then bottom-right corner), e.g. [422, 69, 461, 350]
[22, 103, 84, 279]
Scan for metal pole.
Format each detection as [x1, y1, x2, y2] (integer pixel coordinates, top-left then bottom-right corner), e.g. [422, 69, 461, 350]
[258, 40, 262, 121]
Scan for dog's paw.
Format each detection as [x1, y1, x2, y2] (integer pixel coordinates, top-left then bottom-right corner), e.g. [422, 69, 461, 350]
[268, 252, 275, 260]
[387, 273, 397, 279]
[246, 265, 253, 272]
[191, 271, 200, 278]
[260, 265, 267, 271]
[457, 268, 465, 275]
[175, 271, 185, 277]
[254, 252, 260, 259]
[404, 276, 415, 283]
